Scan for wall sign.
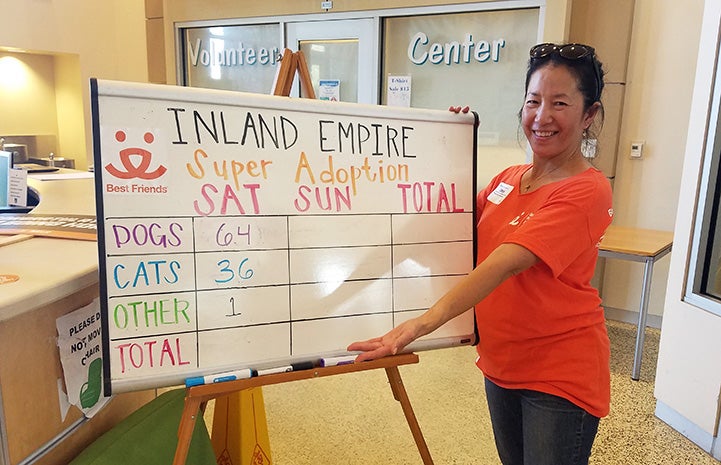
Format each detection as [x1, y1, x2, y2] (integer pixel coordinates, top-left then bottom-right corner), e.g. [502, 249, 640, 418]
[183, 24, 281, 93]
[407, 33, 506, 65]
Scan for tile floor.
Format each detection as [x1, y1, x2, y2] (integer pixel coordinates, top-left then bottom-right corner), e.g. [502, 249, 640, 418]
[204, 320, 719, 464]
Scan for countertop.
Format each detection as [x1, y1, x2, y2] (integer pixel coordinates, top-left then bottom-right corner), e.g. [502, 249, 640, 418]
[0, 170, 98, 323]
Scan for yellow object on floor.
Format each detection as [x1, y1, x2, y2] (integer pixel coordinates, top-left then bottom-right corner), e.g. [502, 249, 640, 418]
[211, 387, 272, 465]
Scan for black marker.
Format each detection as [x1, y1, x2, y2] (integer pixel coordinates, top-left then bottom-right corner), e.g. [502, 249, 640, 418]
[253, 361, 316, 377]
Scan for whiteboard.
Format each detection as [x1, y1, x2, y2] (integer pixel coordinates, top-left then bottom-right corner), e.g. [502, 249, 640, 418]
[91, 79, 478, 394]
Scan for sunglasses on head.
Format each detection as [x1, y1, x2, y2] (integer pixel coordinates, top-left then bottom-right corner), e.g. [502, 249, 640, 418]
[529, 43, 602, 102]
[529, 43, 596, 60]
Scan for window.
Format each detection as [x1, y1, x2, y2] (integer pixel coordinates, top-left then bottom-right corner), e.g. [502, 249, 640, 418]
[687, 39, 721, 315]
[381, 8, 539, 186]
[181, 24, 281, 94]
[382, 8, 538, 149]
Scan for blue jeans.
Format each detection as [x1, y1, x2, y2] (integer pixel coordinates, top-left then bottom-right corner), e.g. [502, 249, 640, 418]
[484, 378, 600, 465]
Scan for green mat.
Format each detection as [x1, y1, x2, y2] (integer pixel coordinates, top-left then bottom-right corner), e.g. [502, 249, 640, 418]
[69, 389, 216, 465]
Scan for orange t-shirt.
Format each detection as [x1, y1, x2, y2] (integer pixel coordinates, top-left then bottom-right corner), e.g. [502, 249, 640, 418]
[474, 164, 613, 418]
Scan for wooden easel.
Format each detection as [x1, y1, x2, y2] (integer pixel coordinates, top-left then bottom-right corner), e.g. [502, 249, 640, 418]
[272, 48, 316, 99]
[173, 56, 432, 465]
[171, 353, 434, 465]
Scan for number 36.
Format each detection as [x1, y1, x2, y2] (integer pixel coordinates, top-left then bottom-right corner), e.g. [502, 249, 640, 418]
[215, 258, 254, 284]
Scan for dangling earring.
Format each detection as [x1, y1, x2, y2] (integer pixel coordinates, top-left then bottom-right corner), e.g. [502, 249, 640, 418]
[581, 129, 596, 158]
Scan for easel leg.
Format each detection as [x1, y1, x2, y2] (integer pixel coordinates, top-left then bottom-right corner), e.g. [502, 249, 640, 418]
[172, 394, 204, 465]
[171, 355, 425, 464]
[385, 367, 434, 465]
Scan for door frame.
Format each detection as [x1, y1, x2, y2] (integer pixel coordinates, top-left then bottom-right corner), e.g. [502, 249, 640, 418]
[284, 18, 379, 104]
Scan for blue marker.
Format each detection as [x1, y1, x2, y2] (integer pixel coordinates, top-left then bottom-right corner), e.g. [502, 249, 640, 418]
[185, 368, 253, 387]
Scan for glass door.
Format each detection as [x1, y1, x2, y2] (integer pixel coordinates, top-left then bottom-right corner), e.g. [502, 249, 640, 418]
[285, 19, 378, 104]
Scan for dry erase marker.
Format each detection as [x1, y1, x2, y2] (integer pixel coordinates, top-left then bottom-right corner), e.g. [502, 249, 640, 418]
[254, 361, 317, 377]
[185, 368, 253, 387]
[320, 355, 356, 367]
[254, 365, 293, 376]
[291, 361, 316, 371]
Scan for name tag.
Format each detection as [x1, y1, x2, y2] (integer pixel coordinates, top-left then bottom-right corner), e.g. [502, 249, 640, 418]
[487, 182, 513, 205]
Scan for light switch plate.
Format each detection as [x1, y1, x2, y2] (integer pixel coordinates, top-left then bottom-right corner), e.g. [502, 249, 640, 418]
[630, 141, 644, 159]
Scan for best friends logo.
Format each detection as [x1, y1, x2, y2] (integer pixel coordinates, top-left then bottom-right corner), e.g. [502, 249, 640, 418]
[104, 130, 169, 195]
[105, 130, 166, 180]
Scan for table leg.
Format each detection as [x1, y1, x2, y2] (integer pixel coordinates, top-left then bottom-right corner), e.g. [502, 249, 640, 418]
[632, 257, 655, 381]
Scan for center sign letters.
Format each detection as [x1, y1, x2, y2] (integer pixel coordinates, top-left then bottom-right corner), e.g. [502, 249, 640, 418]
[91, 79, 478, 394]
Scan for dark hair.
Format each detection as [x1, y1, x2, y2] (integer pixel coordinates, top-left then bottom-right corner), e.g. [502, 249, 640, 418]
[522, 43, 606, 140]
[525, 43, 606, 112]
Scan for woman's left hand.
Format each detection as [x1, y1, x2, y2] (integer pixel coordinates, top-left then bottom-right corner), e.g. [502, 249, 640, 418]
[347, 317, 424, 362]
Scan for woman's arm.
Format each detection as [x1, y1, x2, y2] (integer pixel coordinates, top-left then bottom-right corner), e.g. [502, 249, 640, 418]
[347, 242, 539, 361]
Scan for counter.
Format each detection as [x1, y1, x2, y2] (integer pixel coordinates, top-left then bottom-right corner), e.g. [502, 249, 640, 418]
[1, 175, 97, 323]
[0, 171, 155, 465]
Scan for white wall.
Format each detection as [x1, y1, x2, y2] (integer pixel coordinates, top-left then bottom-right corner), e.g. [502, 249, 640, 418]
[0, 0, 147, 81]
[0, 0, 148, 169]
[600, 0, 705, 322]
[654, 0, 721, 456]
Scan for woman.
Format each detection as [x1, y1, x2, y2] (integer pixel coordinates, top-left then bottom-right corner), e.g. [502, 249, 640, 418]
[348, 43, 613, 465]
